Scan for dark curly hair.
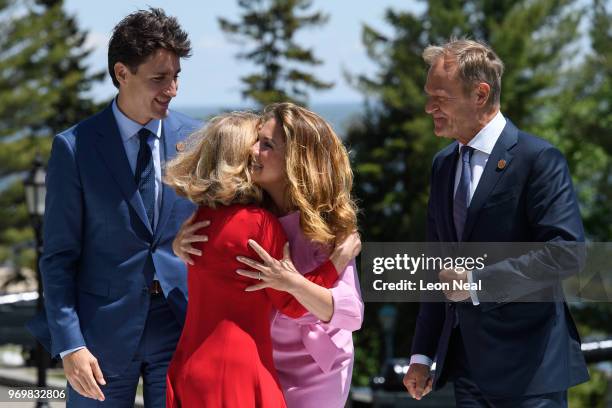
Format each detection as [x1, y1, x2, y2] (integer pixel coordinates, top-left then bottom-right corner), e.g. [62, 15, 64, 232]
[108, 8, 191, 88]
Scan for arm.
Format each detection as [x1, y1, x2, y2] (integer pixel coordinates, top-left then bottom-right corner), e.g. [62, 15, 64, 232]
[325, 259, 363, 331]
[472, 146, 585, 303]
[237, 232, 362, 322]
[405, 163, 440, 399]
[275, 257, 336, 321]
[237, 239, 334, 320]
[41, 134, 85, 355]
[41, 135, 105, 401]
[410, 163, 445, 360]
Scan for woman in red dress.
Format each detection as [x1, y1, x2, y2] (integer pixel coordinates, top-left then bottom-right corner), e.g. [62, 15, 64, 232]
[163, 112, 339, 407]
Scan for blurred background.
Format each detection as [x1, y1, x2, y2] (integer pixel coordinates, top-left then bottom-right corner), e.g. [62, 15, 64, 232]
[0, 0, 611, 406]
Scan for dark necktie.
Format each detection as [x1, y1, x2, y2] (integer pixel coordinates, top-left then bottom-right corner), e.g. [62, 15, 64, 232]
[453, 146, 474, 241]
[135, 128, 155, 229]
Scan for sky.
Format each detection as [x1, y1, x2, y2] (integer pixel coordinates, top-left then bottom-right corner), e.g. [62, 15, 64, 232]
[63, 0, 424, 108]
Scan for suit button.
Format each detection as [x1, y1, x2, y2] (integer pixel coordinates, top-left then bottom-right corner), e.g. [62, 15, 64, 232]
[142, 285, 148, 294]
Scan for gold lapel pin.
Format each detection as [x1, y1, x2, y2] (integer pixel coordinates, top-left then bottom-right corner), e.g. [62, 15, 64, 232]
[497, 159, 507, 170]
[176, 142, 186, 152]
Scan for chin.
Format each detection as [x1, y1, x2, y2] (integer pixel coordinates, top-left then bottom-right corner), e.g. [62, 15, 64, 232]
[153, 109, 170, 119]
[433, 129, 446, 137]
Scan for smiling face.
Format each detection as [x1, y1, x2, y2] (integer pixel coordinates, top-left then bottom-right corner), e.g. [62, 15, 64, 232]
[424, 56, 481, 142]
[115, 48, 180, 125]
[249, 117, 288, 204]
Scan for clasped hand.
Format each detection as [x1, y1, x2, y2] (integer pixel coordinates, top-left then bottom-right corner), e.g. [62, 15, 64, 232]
[438, 268, 470, 302]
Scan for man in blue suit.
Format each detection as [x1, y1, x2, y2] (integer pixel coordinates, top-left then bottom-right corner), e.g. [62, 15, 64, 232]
[403, 39, 589, 407]
[27, 8, 200, 407]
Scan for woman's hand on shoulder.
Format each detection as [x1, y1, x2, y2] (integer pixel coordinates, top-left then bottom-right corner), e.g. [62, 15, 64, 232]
[330, 231, 361, 273]
[172, 212, 210, 265]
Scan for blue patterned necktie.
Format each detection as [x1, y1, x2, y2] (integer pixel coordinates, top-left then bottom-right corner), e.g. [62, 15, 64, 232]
[454, 146, 474, 241]
[135, 128, 155, 229]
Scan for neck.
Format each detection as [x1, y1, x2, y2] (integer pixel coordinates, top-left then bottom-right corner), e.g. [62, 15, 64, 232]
[266, 185, 292, 217]
[457, 107, 499, 145]
[117, 92, 149, 125]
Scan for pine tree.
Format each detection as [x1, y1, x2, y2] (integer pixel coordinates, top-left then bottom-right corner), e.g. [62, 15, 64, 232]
[0, 0, 104, 280]
[218, 0, 332, 107]
[547, 0, 612, 240]
[550, 4, 612, 403]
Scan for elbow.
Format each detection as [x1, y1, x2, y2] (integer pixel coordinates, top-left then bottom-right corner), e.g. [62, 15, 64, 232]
[330, 297, 364, 331]
[353, 299, 365, 330]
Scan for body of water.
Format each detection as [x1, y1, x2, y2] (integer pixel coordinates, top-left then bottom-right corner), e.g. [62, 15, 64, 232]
[174, 101, 364, 138]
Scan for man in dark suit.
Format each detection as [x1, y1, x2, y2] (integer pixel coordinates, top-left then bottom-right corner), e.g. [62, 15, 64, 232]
[27, 8, 200, 407]
[403, 39, 589, 407]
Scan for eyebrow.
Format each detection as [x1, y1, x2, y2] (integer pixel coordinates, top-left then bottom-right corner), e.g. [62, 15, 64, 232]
[152, 68, 182, 75]
[424, 86, 450, 96]
[259, 134, 276, 146]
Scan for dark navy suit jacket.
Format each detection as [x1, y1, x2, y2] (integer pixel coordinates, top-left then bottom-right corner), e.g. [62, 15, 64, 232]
[27, 103, 200, 377]
[411, 119, 589, 397]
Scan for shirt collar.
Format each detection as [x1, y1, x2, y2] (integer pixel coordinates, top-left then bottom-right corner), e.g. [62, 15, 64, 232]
[112, 97, 162, 143]
[458, 110, 507, 155]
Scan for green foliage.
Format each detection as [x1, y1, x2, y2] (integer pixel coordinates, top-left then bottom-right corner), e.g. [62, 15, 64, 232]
[352, 324, 381, 386]
[218, 0, 332, 107]
[0, 0, 104, 272]
[546, 0, 612, 240]
[569, 366, 609, 408]
[538, 0, 612, 346]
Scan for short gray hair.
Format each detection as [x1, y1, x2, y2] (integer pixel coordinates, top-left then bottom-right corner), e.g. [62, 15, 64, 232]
[423, 38, 504, 108]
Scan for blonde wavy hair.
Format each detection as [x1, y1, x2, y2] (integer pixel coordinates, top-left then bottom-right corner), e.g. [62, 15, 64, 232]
[261, 103, 358, 245]
[164, 112, 262, 207]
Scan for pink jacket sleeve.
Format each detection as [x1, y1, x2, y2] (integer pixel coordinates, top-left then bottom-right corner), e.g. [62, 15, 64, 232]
[288, 259, 363, 331]
[281, 259, 363, 374]
[327, 259, 364, 331]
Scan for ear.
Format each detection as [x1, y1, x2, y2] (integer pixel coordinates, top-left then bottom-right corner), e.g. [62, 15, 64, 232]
[474, 82, 491, 107]
[114, 62, 130, 87]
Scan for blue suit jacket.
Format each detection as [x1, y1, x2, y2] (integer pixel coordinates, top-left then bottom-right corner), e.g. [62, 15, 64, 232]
[411, 119, 589, 397]
[27, 103, 200, 377]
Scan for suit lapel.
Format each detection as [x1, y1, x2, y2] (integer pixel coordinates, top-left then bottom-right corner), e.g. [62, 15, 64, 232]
[93, 104, 153, 237]
[462, 120, 518, 241]
[153, 112, 183, 245]
[437, 142, 459, 242]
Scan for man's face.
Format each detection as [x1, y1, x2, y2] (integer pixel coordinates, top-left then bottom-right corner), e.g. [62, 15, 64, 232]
[115, 48, 180, 124]
[424, 57, 478, 140]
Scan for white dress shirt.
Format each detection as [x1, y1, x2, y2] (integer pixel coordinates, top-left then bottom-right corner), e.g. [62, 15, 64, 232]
[410, 111, 507, 368]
